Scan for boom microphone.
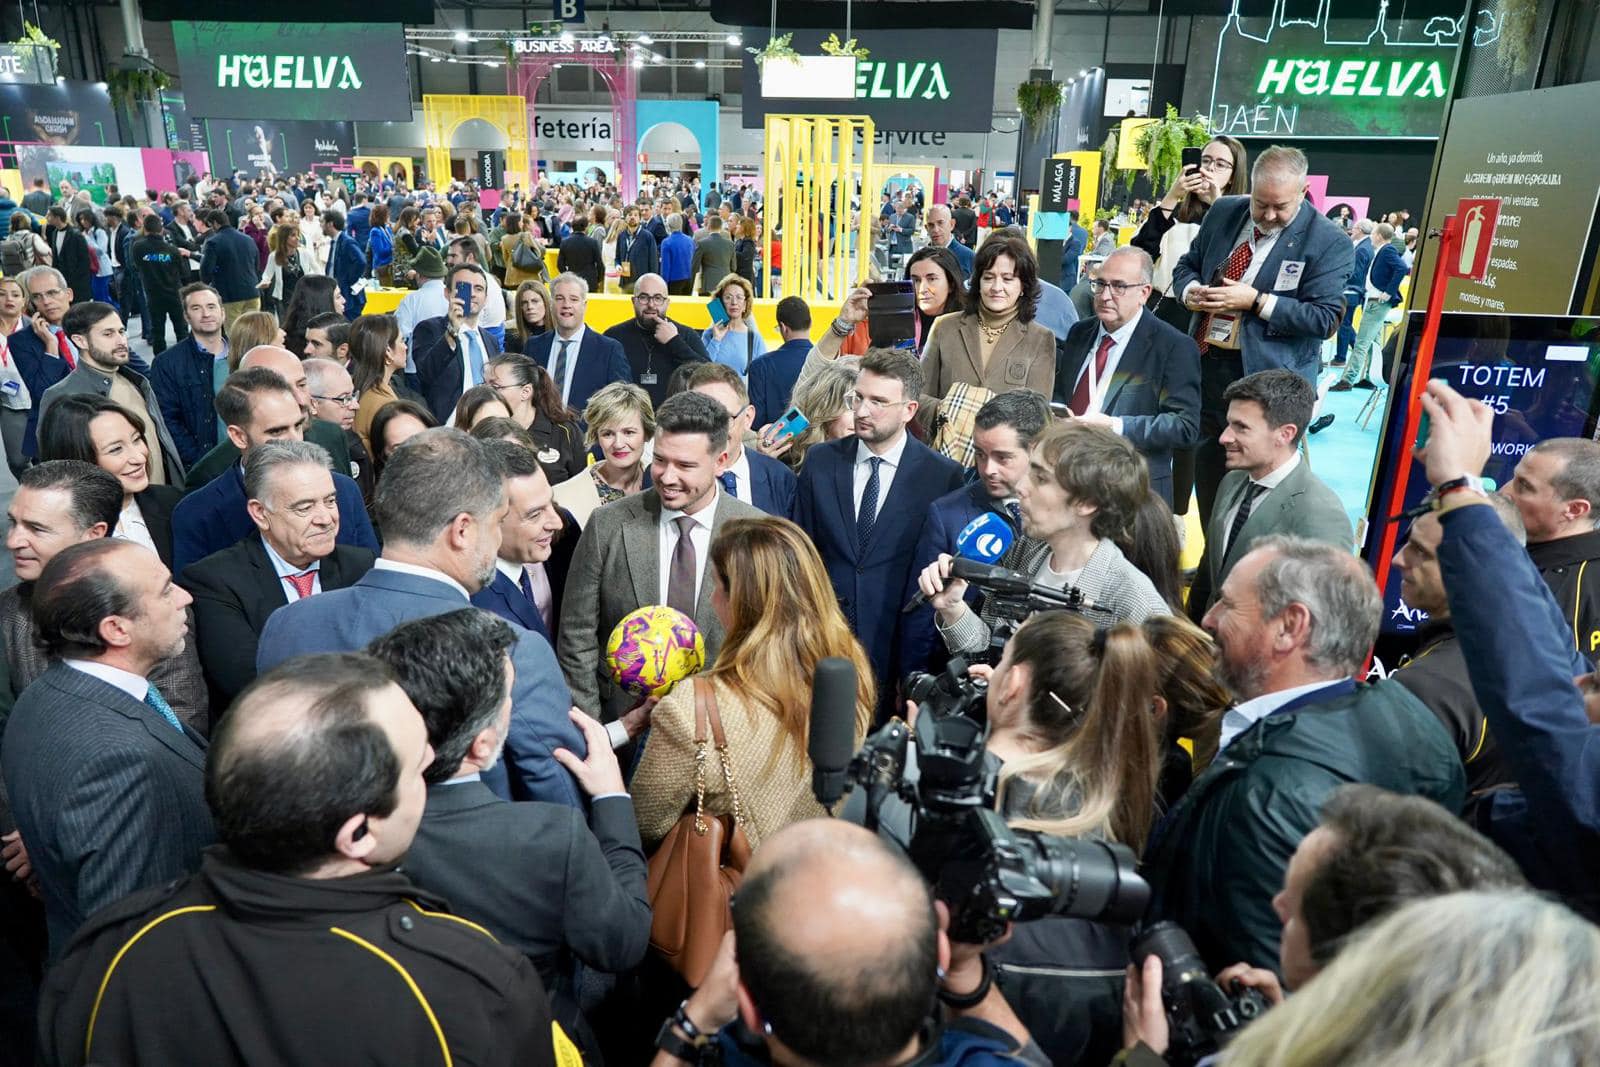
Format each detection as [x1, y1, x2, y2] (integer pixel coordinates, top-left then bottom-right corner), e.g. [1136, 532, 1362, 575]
[901, 511, 1018, 614]
[809, 657, 860, 810]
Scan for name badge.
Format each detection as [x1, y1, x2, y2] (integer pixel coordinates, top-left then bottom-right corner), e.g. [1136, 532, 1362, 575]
[1273, 261, 1305, 292]
[639, 371, 659, 386]
[537, 447, 561, 465]
[1206, 314, 1238, 344]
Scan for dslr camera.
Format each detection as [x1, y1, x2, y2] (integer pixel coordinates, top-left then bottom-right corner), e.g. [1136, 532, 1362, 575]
[1131, 923, 1269, 1066]
[830, 659, 1149, 944]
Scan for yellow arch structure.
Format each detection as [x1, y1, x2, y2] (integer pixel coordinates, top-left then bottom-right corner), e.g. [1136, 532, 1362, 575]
[762, 114, 874, 302]
[421, 94, 530, 189]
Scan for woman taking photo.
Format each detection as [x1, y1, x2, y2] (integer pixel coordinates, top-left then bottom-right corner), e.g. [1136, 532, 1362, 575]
[282, 275, 344, 357]
[257, 222, 315, 313]
[484, 352, 585, 483]
[37, 394, 183, 569]
[508, 279, 556, 354]
[501, 213, 547, 287]
[368, 203, 395, 287]
[350, 314, 416, 453]
[1130, 135, 1247, 331]
[772, 363, 856, 474]
[631, 516, 875, 849]
[552, 381, 653, 526]
[702, 274, 765, 374]
[918, 233, 1057, 415]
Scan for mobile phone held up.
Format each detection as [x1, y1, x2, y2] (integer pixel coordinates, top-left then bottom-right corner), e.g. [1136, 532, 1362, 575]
[767, 404, 810, 443]
[707, 296, 731, 326]
[866, 280, 916, 348]
[1181, 146, 1203, 174]
[455, 280, 475, 318]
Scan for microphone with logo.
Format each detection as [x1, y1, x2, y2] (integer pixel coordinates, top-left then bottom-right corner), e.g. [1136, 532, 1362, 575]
[900, 510, 1017, 615]
[809, 656, 861, 812]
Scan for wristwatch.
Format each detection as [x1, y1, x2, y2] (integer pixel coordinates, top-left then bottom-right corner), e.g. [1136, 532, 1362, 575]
[1432, 475, 1489, 509]
[654, 1020, 703, 1064]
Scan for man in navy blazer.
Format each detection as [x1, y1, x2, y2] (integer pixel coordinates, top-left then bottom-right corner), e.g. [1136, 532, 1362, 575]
[258, 429, 587, 809]
[796, 350, 964, 710]
[527, 273, 632, 412]
[747, 297, 815, 429]
[470, 442, 567, 642]
[3, 318, 71, 461]
[1053, 247, 1201, 505]
[1171, 146, 1352, 525]
[1332, 221, 1409, 391]
[686, 362, 797, 518]
[1334, 219, 1376, 366]
[412, 263, 503, 424]
[322, 212, 367, 319]
[899, 391, 1051, 676]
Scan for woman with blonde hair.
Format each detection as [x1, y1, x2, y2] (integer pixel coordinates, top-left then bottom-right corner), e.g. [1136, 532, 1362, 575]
[226, 310, 285, 371]
[1221, 891, 1600, 1067]
[771, 362, 856, 473]
[551, 381, 654, 526]
[701, 273, 765, 374]
[631, 516, 875, 849]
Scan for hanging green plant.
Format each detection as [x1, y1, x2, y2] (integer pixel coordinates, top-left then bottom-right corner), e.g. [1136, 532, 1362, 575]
[107, 66, 171, 110]
[1100, 127, 1137, 198]
[819, 33, 869, 60]
[747, 33, 801, 66]
[13, 21, 60, 52]
[1015, 78, 1063, 129]
[1132, 104, 1212, 194]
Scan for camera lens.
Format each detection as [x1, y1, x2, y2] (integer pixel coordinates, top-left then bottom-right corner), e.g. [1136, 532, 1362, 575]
[1131, 922, 1211, 996]
[1024, 834, 1150, 925]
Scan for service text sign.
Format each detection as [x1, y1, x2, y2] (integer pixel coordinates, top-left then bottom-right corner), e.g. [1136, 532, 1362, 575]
[173, 21, 411, 122]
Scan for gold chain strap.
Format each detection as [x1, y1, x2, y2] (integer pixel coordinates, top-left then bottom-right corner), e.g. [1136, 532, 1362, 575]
[692, 738, 709, 835]
[716, 741, 744, 827]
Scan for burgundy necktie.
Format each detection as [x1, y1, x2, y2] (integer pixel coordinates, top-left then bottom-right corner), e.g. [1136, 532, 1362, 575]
[1070, 334, 1115, 416]
[285, 570, 316, 599]
[1197, 229, 1262, 355]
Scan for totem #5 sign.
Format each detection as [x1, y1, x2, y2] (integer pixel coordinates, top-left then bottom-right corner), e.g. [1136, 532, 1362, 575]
[172, 21, 412, 122]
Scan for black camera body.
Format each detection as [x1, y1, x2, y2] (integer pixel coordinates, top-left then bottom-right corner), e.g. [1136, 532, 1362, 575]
[836, 659, 1150, 944]
[1131, 923, 1270, 1066]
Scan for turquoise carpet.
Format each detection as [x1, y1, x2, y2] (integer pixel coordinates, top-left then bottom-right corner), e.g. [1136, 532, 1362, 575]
[1308, 371, 1391, 534]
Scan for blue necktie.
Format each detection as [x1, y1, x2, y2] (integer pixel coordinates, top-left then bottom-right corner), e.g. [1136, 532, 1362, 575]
[1005, 500, 1022, 530]
[461, 329, 484, 385]
[144, 684, 184, 734]
[857, 456, 883, 553]
[719, 471, 737, 498]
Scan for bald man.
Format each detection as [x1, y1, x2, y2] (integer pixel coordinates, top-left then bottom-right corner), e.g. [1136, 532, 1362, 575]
[304, 356, 374, 499]
[183, 345, 353, 491]
[924, 203, 975, 278]
[649, 820, 1044, 1067]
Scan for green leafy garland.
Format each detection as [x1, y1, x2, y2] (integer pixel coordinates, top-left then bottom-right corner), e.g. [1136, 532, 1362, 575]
[1015, 79, 1063, 129]
[107, 66, 171, 110]
[1132, 105, 1212, 193]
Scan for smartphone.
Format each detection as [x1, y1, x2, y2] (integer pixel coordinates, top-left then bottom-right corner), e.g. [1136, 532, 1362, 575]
[767, 404, 810, 442]
[1414, 409, 1431, 451]
[455, 280, 475, 316]
[1049, 401, 1073, 419]
[1208, 263, 1229, 287]
[866, 280, 916, 347]
[707, 296, 731, 326]
[1181, 146, 1203, 174]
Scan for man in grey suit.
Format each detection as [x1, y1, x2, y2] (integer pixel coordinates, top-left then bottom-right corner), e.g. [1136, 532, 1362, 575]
[689, 214, 737, 296]
[559, 391, 762, 723]
[1172, 146, 1353, 525]
[1187, 370, 1353, 621]
[256, 428, 588, 809]
[1, 538, 213, 959]
[373, 611, 649, 1054]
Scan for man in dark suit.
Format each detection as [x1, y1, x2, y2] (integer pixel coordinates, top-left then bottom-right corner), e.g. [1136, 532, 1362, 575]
[7, 267, 73, 460]
[559, 392, 763, 724]
[373, 611, 649, 1051]
[1333, 219, 1375, 367]
[322, 211, 367, 319]
[690, 214, 736, 295]
[197, 209, 260, 335]
[603, 274, 709, 409]
[1060, 219, 1089, 287]
[1187, 370, 1353, 620]
[686, 361, 797, 518]
[924, 204, 976, 278]
[165, 200, 203, 281]
[42, 207, 91, 303]
[526, 273, 631, 413]
[1053, 246, 1201, 506]
[796, 349, 965, 709]
[150, 282, 227, 468]
[179, 440, 375, 708]
[470, 442, 566, 641]
[258, 428, 587, 808]
[747, 297, 814, 429]
[1, 538, 213, 960]
[555, 225, 604, 293]
[171, 367, 377, 575]
[1171, 146, 1353, 525]
[614, 208, 658, 293]
[412, 263, 502, 424]
[899, 390, 1050, 676]
[1332, 221, 1409, 391]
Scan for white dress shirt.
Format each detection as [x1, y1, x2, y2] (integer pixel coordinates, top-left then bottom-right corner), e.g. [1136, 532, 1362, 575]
[1072, 307, 1143, 428]
[852, 432, 909, 523]
[657, 487, 720, 606]
[262, 536, 322, 602]
[1220, 678, 1349, 750]
[1218, 450, 1301, 546]
[113, 500, 159, 557]
[62, 659, 150, 702]
[1180, 215, 1287, 326]
[372, 557, 471, 600]
[548, 326, 588, 406]
[397, 280, 448, 366]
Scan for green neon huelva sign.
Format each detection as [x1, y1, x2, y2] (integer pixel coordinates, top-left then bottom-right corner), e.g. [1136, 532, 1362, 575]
[1255, 57, 1448, 99]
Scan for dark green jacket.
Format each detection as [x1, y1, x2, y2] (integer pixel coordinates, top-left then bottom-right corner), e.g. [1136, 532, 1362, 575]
[183, 418, 351, 493]
[1142, 678, 1465, 973]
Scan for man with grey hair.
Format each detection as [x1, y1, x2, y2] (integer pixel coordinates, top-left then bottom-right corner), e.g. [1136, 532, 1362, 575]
[1171, 145, 1354, 525]
[660, 212, 695, 295]
[1051, 244, 1200, 504]
[1145, 535, 1467, 974]
[525, 271, 632, 411]
[179, 439, 375, 705]
[257, 427, 588, 808]
[1331, 220, 1409, 391]
[923, 203, 975, 278]
[1503, 437, 1600, 653]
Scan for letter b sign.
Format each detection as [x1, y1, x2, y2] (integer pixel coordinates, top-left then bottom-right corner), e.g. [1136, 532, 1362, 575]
[554, 0, 583, 21]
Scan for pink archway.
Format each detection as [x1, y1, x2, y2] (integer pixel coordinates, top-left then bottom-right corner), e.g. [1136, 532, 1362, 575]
[507, 53, 638, 199]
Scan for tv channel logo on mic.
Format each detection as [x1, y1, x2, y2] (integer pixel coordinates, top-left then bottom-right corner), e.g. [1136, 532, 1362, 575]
[956, 512, 1015, 563]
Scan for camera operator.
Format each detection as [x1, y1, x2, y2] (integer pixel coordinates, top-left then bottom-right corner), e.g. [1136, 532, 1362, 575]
[978, 611, 1165, 1065]
[918, 422, 1170, 660]
[648, 819, 1047, 1067]
[1119, 784, 1526, 1065]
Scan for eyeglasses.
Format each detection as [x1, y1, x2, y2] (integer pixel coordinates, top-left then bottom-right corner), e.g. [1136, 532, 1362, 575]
[313, 391, 361, 407]
[845, 390, 908, 414]
[1087, 279, 1148, 295]
[633, 293, 669, 306]
[29, 287, 65, 301]
[1198, 156, 1234, 174]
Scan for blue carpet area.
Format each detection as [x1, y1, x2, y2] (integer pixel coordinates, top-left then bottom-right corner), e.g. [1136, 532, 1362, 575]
[1308, 371, 1391, 533]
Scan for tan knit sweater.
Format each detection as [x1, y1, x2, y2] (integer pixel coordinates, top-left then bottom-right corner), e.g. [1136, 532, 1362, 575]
[632, 677, 827, 851]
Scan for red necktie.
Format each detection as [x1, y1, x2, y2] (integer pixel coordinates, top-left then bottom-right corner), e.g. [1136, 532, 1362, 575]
[1070, 334, 1116, 417]
[1197, 229, 1261, 355]
[284, 571, 316, 599]
[53, 329, 75, 369]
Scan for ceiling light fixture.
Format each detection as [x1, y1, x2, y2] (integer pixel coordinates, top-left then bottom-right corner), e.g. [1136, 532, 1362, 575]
[726, 33, 741, 46]
[454, 30, 470, 42]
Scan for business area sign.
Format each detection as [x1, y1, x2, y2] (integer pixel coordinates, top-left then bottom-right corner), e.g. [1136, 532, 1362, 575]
[511, 34, 619, 55]
[741, 28, 998, 134]
[172, 21, 411, 122]
[1182, 1, 1506, 138]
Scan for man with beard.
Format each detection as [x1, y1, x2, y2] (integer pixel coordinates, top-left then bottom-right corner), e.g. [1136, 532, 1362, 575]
[1142, 536, 1465, 974]
[602, 273, 708, 409]
[257, 428, 586, 809]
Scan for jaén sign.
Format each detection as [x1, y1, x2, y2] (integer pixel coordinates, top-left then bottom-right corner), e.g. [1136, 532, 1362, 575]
[1449, 197, 1500, 282]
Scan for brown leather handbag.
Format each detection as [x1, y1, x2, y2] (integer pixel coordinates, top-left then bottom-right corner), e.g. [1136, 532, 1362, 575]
[646, 679, 753, 987]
